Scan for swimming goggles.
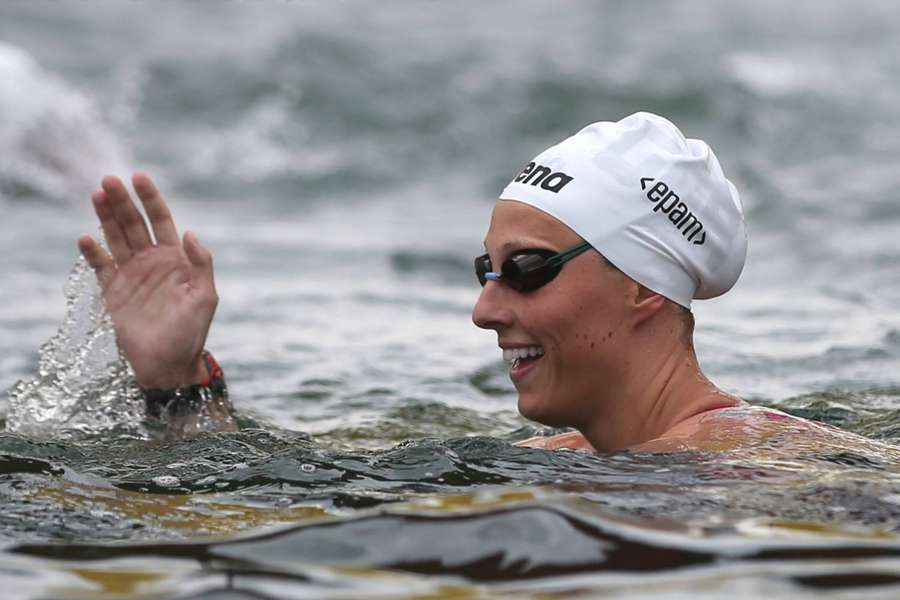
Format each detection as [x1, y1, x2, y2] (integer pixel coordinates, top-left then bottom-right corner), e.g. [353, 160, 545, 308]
[475, 241, 593, 292]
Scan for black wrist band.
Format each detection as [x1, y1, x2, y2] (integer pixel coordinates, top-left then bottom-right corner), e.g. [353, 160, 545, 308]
[142, 352, 229, 420]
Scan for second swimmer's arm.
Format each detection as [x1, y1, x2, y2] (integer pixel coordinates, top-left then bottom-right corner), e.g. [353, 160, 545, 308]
[515, 431, 596, 451]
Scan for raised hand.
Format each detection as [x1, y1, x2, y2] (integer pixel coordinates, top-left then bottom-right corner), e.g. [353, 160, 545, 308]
[78, 173, 217, 389]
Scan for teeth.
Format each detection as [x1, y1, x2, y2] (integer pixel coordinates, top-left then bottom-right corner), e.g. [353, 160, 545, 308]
[502, 346, 545, 363]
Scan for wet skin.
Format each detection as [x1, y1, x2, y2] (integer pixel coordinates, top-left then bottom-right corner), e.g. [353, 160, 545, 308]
[78, 173, 216, 389]
[471, 204, 854, 454]
[473, 200, 741, 452]
[472, 200, 635, 430]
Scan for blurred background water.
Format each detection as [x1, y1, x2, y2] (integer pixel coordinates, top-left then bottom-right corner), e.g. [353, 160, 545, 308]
[2, 1, 900, 598]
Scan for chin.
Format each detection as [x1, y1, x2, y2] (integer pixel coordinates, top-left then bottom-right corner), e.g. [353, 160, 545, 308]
[517, 393, 568, 428]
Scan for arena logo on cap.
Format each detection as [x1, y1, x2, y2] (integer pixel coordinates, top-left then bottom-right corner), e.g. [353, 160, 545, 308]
[640, 177, 706, 245]
[514, 162, 574, 193]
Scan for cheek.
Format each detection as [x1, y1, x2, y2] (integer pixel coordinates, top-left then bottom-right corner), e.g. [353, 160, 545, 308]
[566, 305, 601, 355]
[549, 294, 625, 369]
[533, 301, 607, 387]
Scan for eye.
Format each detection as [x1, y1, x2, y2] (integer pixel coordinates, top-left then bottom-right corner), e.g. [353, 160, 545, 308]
[506, 248, 556, 262]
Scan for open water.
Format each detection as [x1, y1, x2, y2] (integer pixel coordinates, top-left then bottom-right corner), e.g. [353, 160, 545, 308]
[2, 1, 900, 598]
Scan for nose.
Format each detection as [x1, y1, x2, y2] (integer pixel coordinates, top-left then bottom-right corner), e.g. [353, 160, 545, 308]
[472, 281, 515, 331]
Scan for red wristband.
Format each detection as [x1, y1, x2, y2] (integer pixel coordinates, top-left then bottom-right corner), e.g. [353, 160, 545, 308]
[200, 350, 224, 386]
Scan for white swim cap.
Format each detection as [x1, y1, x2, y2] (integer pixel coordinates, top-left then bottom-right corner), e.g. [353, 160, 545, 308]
[499, 112, 747, 308]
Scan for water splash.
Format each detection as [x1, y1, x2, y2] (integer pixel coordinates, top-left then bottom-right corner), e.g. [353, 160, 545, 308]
[6, 256, 146, 438]
[0, 41, 128, 204]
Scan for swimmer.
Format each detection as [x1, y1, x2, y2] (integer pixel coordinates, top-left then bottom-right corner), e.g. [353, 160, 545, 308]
[473, 112, 747, 452]
[74, 112, 824, 451]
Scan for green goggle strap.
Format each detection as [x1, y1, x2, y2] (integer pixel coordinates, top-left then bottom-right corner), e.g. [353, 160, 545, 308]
[543, 241, 592, 269]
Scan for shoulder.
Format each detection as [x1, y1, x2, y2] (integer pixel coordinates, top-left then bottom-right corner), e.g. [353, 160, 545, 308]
[631, 404, 813, 453]
[633, 403, 885, 455]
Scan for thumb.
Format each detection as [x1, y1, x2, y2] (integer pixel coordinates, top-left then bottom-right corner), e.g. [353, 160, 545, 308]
[183, 230, 216, 291]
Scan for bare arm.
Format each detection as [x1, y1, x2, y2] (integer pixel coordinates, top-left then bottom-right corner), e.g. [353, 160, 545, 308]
[515, 431, 596, 451]
[79, 172, 234, 432]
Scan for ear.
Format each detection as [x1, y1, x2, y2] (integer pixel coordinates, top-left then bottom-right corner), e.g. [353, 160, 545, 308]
[630, 283, 667, 327]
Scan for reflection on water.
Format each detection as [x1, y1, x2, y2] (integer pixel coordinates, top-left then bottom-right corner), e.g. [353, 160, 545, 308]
[5, 422, 900, 542]
[7, 492, 900, 598]
[4, 417, 900, 596]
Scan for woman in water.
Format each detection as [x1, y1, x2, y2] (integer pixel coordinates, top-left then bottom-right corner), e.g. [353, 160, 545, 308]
[76, 112, 847, 453]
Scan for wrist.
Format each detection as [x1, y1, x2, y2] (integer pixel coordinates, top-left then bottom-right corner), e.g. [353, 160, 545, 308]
[192, 353, 211, 386]
[136, 354, 209, 389]
[142, 350, 229, 421]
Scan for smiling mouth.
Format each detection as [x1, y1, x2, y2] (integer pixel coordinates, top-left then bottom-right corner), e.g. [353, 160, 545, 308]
[502, 346, 545, 376]
[502, 346, 544, 363]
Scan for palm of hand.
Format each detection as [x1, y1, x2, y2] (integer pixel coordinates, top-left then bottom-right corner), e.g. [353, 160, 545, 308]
[79, 174, 217, 389]
[105, 245, 214, 388]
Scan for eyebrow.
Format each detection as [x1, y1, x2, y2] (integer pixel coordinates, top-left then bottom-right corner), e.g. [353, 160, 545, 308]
[483, 238, 549, 252]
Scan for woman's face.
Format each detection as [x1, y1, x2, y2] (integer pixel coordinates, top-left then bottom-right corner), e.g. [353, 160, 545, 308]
[472, 200, 634, 429]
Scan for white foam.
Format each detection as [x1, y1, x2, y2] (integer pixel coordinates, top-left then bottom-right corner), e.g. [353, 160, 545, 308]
[0, 41, 129, 203]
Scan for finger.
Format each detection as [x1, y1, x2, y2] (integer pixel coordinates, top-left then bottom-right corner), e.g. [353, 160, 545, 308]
[184, 230, 218, 301]
[102, 175, 153, 252]
[91, 189, 132, 265]
[132, 171, 179, 246]
[78, 235, 116, 288]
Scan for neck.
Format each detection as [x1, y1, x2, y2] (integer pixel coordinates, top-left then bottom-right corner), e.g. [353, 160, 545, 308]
[577, 323, 737, 452]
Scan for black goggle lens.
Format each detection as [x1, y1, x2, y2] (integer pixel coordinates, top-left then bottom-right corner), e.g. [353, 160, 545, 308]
[474, 254, 492, 286]
[474, 242, 591, 293]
